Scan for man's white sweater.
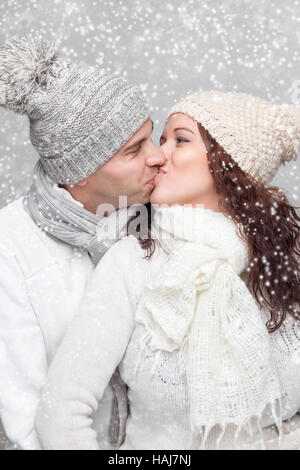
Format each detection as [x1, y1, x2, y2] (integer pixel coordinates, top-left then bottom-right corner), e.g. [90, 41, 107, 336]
[0, 197, 115, 449]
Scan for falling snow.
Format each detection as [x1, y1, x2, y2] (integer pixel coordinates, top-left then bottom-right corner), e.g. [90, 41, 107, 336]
[0, 0, 299, 207]
[0, 0, 300, 452]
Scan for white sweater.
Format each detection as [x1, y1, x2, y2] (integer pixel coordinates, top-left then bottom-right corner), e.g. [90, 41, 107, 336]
[0, 197, 116, 450]
[36, 234, 300, 450]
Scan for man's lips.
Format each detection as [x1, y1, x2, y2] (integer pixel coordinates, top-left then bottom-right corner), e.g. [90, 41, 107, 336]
[147, 169, 167, 185]
[147, 176, 156, 185]
[147, 171, 159, 185]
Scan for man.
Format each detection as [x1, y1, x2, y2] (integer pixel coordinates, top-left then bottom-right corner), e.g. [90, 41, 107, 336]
[0, 35, 165, 449]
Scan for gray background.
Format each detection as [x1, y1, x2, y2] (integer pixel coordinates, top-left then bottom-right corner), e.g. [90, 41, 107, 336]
[0, 0, 299, 209]
[0, 0, 299, 450]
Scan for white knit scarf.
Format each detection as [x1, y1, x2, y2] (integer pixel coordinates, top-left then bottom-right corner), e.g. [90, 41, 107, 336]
[135, 204, 284, 450]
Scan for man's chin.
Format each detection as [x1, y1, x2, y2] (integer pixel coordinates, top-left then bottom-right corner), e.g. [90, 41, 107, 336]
[141, 186, 154, 204]
[127, 185, 159, 207]
[128, 194, 150, 208]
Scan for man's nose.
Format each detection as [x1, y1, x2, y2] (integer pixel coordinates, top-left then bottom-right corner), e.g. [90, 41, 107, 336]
[146, 145, 167, 167]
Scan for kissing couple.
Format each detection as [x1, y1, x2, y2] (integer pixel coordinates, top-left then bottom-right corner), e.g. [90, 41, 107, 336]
[0, 35, 300, 450]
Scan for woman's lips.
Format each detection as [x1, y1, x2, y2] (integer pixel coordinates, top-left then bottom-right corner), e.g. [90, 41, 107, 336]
[153, 169, 166, 184]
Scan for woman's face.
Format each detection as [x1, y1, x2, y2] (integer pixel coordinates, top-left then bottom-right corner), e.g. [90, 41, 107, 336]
[150, 113, 221, 211]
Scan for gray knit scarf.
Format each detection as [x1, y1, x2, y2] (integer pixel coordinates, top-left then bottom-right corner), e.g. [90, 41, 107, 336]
[25, 160, 137, 265]
[25, 159, 142, 448]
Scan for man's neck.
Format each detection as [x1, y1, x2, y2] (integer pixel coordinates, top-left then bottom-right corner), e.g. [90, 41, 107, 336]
[59, 184, 96, 213]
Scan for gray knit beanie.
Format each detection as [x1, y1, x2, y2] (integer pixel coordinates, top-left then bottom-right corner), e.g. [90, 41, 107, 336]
[0, 35, 150, 184]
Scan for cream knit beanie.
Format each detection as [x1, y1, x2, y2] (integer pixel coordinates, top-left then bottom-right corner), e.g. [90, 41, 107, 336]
[167, 91, 300, 184]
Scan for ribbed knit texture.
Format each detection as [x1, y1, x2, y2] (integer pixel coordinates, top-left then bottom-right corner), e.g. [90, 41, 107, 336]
[0, 35, 150, 183]
[167, 91, 300, 184]
[25, 160, 138, 265]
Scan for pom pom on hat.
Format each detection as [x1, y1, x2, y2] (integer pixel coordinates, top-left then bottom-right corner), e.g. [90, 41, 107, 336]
[0, 34, 60, 115]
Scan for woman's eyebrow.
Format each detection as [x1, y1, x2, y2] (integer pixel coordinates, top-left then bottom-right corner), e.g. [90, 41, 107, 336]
[174, 127, 195, 135]
[160, 127, 195, 139]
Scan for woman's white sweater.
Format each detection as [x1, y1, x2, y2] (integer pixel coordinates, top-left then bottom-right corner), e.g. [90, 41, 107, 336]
[35, 235, 300, 450]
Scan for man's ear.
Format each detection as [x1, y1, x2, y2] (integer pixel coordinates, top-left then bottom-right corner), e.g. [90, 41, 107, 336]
[63, 178, 88, 189]
[75, 177, 88, 187]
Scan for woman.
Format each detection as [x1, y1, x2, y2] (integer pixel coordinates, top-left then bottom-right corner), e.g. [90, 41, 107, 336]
[35, 91, 300, 450]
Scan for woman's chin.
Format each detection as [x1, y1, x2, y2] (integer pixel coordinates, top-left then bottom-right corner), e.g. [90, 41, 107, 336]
[150, 187, 163, 205]
[150, 188, 173, 206]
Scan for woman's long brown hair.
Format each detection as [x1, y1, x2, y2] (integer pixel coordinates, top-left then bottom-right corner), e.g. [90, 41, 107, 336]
[128, 124, 300, 333]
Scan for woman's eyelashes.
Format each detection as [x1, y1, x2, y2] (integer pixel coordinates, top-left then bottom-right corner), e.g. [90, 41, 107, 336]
[159, 136, 190, 146]
[177, 137, 190, 143]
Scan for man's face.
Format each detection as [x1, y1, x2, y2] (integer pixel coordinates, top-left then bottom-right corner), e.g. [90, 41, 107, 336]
[73, 118, 166, 213]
